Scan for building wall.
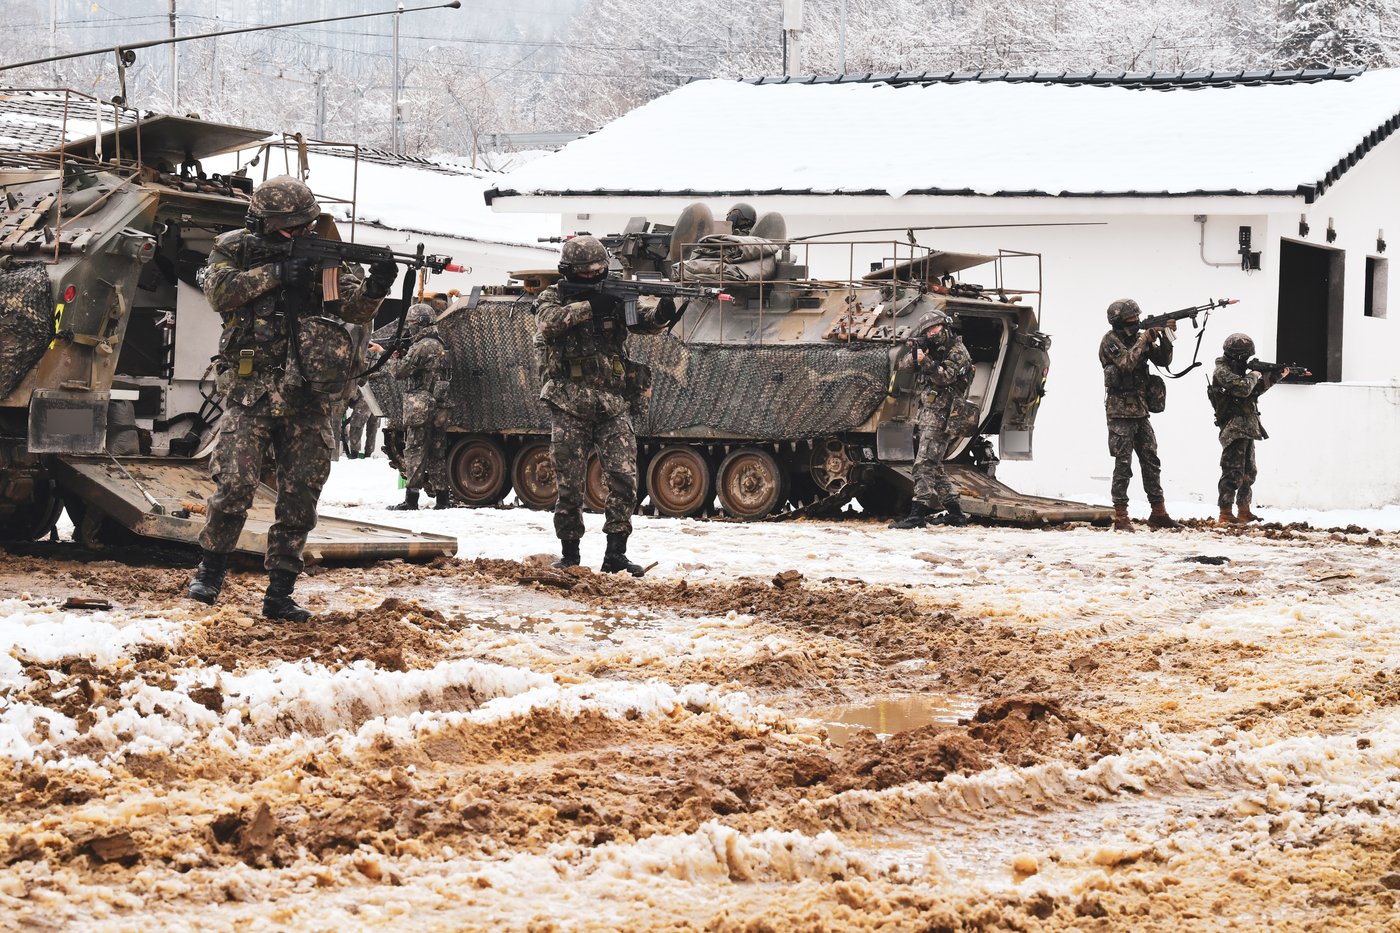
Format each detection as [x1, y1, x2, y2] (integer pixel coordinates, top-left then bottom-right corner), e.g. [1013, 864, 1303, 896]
[501, 138, 1400, 510]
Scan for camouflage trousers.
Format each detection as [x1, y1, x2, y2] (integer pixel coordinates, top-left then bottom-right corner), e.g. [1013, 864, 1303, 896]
[547, 401, 636, 540]
[403, 415, 449, 495]
[1107, 417, 1163, 506]
[912, 411, 957, 508]
[200, 394, 337, 574]
[1218, 438, 1258, 509]
[346, 395, 380, 457]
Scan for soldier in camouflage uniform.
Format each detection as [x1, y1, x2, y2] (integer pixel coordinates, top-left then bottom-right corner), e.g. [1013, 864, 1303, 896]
[186, 176, 398, 620]
[345, 384, 381, 458]
[535, 235, 680, 574]
[890, 309, 974, 529]
[1099, 299, 1179, 532]
[1210, 333, 1288, 525]
[388, 303, 453, 510]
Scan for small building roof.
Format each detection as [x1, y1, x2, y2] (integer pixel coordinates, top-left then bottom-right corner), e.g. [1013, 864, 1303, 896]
[489, 69, 1400, 204]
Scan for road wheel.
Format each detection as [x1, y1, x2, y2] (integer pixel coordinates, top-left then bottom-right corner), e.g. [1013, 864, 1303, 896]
[0, 480, 64, 542]
[583, 454, 608, 513]
[717, 447, 785, 520]
[511, 440, 557, 510]
[448, 435, 510, 506]
[645, 445, 711, 517]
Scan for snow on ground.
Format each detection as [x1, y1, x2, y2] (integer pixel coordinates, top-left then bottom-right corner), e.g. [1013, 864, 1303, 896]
[3, 454, 1400, 929]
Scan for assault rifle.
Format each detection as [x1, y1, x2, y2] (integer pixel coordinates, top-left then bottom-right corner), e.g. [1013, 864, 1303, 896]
[1249, 359, 1312, 380]
[558, 277, 727, 327]
[1139, 298, 1238, 330]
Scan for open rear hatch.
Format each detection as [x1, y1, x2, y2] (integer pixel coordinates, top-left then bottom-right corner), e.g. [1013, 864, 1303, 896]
[52, 456, 457, 562]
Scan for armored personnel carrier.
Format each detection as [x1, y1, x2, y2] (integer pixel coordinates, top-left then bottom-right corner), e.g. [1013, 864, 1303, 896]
[373, 205, 1109, 524]
[0, 90, 455, 559]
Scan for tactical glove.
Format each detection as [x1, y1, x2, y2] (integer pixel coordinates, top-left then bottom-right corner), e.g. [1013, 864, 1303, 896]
[278, 257, 318, 292]
[366, 259, 399, 298]
[654, 297, 681, 326]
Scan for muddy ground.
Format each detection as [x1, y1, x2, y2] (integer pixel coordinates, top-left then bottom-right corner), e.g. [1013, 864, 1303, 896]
[2, 514, 1399, 931]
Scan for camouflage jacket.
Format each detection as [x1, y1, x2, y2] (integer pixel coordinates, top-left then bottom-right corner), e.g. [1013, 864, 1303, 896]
[1099, 327, 1173, 419]
[1211, 357, 1279, 444]
[390, 326, 450, 426]
[202, 228, 382, 410]
[906, 336, 974, 427]
[533, 278, 665, 419]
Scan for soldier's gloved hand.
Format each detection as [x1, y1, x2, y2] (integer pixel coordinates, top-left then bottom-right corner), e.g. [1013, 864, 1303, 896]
[278, 257, 319, 291]
[655, 297, 680, 325]
[366, 259, 399, 298]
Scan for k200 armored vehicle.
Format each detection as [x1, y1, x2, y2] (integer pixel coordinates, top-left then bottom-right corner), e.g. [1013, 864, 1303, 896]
[376, 204, 1109, 524]
[0, 90, 454, 558]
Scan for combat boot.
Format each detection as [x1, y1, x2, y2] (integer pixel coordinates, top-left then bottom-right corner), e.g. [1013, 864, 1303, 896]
[388, 489, 419, 511]
[1112, 504, 1134, 532]
[1217, 507, 1236, 525]
[601, 532, 645, 577]
[262, 570, 312, 622]
[1236, 503, 1259, 524]
[434, 491, 452, 510]
[187, 550, 229, 605]
[932, 499, 970, 526]
[890, 502, 932, 530]
[553, 538, 580, 569]
[1147, 501, 1180, 530]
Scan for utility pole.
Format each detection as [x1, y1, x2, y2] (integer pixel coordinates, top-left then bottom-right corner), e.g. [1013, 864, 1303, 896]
[391, 2, 403, 154]
[49, 0, 58, 86]
[783, 0, 804, 76]
[168, 0, 179, 112]
[315, 69, 328, 139]
[838, 0, 847, 73]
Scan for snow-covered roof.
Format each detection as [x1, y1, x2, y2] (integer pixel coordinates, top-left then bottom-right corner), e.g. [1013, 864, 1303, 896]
[489, 69, 1400, 204]
[0, 90, 133, 153]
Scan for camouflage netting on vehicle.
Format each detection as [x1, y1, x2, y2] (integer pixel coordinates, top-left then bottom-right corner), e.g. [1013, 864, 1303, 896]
[369, 297, 890, 439]
[0, 261, 53, 399]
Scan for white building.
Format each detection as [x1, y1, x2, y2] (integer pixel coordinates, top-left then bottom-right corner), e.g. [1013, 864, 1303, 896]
[487, 68, 1400, 510]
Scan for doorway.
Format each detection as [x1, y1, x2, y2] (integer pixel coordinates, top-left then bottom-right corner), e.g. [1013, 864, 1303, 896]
[1277, 239, 1343, 382]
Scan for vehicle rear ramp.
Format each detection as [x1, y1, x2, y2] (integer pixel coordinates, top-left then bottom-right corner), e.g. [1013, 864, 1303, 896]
[51, 456, 457, 562]
[884, 463, 1113, 525]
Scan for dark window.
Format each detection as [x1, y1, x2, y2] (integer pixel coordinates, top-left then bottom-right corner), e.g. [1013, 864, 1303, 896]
[1277, 240, 1343, 382]
[1365, 256, 1388, 319]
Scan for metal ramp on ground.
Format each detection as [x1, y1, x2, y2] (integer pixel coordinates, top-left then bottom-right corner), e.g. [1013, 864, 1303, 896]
[52, 456, 457, 562]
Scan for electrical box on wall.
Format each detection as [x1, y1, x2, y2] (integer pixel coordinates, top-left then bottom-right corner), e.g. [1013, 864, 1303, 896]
[1238, 225, 1262, 271]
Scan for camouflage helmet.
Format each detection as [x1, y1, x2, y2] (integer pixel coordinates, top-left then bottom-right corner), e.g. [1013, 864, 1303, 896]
[1223, 332, 1255, 358]
[406, 303, 436, 331]
[914, 309, 951, 334]
[558, 235, 610, 278]
[726, 202, 757, 234]
[247, 176, 320, 232]
[1106, 299, 1141, 325]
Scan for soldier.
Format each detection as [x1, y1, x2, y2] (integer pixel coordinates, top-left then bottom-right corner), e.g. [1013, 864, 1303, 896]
[387, 303, 453, 510]
[186, 176, 398, 620]
[345, 355, 381, 459]
[535, 235, 680, 574]
[890, 309, 974, 529]
[1210, 333, 1288, 524]
[1099, 299, 1179, 532]
[725, 203, 757, 236]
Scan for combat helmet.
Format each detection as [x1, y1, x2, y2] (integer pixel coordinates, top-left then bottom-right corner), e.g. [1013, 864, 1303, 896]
[558, 235, 610, 281]
[246, 176, 320, 233]
[1106, 299, 1141, 326]
[1223, 333, 1255, 358]
[726, 202, 757, 235]
[405, 303, 436, 334]
[914, 309, 951, 334]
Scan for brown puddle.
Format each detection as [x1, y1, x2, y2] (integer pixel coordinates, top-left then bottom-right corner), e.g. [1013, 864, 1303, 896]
[807, 693, 980, 746]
